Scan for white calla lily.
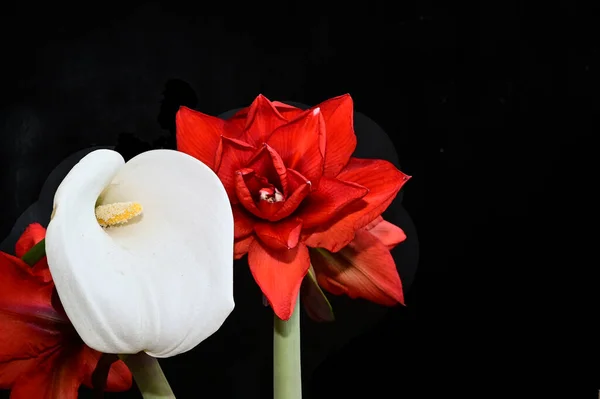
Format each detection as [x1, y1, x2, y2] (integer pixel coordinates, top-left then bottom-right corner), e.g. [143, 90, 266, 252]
[45, 149, 234, 358]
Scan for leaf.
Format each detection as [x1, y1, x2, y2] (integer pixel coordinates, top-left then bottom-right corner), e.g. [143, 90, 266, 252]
[300, 265, 335, 322]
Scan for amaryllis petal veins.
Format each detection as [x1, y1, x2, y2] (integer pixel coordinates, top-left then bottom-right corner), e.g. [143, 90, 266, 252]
[176, 94, 411, 321]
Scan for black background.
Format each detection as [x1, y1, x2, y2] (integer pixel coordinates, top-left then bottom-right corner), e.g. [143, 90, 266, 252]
[0, 2, 595, 398]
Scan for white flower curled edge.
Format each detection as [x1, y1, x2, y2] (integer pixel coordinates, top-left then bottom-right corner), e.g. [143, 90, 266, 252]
[45, 149, 234, 358]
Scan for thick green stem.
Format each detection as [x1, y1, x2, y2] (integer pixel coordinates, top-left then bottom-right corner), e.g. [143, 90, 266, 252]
[273, 294, 302, 399]
[21, 238, 46, 266]
[118, 353, 175, 399]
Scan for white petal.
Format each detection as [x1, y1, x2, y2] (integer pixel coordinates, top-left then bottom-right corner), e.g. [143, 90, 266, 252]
[46, 149, 234, 357]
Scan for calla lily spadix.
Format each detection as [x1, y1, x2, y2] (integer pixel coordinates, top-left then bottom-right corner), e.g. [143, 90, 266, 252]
[45, 148, 235, 358]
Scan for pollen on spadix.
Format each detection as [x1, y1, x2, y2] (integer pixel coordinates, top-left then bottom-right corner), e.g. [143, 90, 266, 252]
[95, 201, 143, 227]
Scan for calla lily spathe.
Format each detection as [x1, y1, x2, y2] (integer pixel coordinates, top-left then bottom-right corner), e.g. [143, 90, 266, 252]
[45, 149, 235, 358]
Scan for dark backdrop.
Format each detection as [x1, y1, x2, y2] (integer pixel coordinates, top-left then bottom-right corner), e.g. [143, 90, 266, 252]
[0, 2, 594, 398]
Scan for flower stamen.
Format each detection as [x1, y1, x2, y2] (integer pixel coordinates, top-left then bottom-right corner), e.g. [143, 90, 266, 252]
[258, 187, 284, 203]
[95, 202, 143, 227]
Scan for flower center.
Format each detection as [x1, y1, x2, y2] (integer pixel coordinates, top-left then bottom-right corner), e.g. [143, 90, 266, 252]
[258, 187, 284, 203]
[95, 201, 143, 227]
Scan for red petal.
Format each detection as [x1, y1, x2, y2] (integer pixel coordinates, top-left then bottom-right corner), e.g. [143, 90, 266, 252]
[235, 168, 311, 222]
[365, 217, 406, 250]
[248, 240, 310, 320]
[266, 169, 311, 221]
[234, 169, 266, 218]
[215, 137, 257, 203]
[240, 95, 289, 146]
[242, 168, 270, 193]
[305, 158, 411, 252]
[336, 158, 410, 229]
[80, 347, 132, 392]
[254, 218, 303, 250]
[246, 144, 288, 195]
[9, 346, 86, 399]
[30, 260, 52, 283]
[228, 100, 303, 122]
[104, 358, 132, 391]
[295, 177, 368, 229]
[271, 101, 304, 119]
[234, 235, 254, 259]
[176, 106, 241, 170]
[0, 252, 65, 363]
[363, 215, 384, 230]
[14, 223, 52, 282]
[311, 94, 357, 177]
[0, 357, 37, 389]
[266, 107, 325, 188]
[15, 223, 46, 257]
[310, 229, 404, 305]
[287, 168, 311, 191]
[233, 205, 256, 239]
[225, 108, 248, 132]
[228, 94, 356, 177]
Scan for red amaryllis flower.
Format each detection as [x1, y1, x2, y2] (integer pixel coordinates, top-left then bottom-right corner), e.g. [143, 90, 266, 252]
[176, 94, 410, 320]
[0, 223, 132, 398]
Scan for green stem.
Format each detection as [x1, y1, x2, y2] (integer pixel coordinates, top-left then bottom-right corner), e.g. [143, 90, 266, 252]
[21, 238, 46, 266]
[118, 353, 175, 398]
[273, 294, 302, 399]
